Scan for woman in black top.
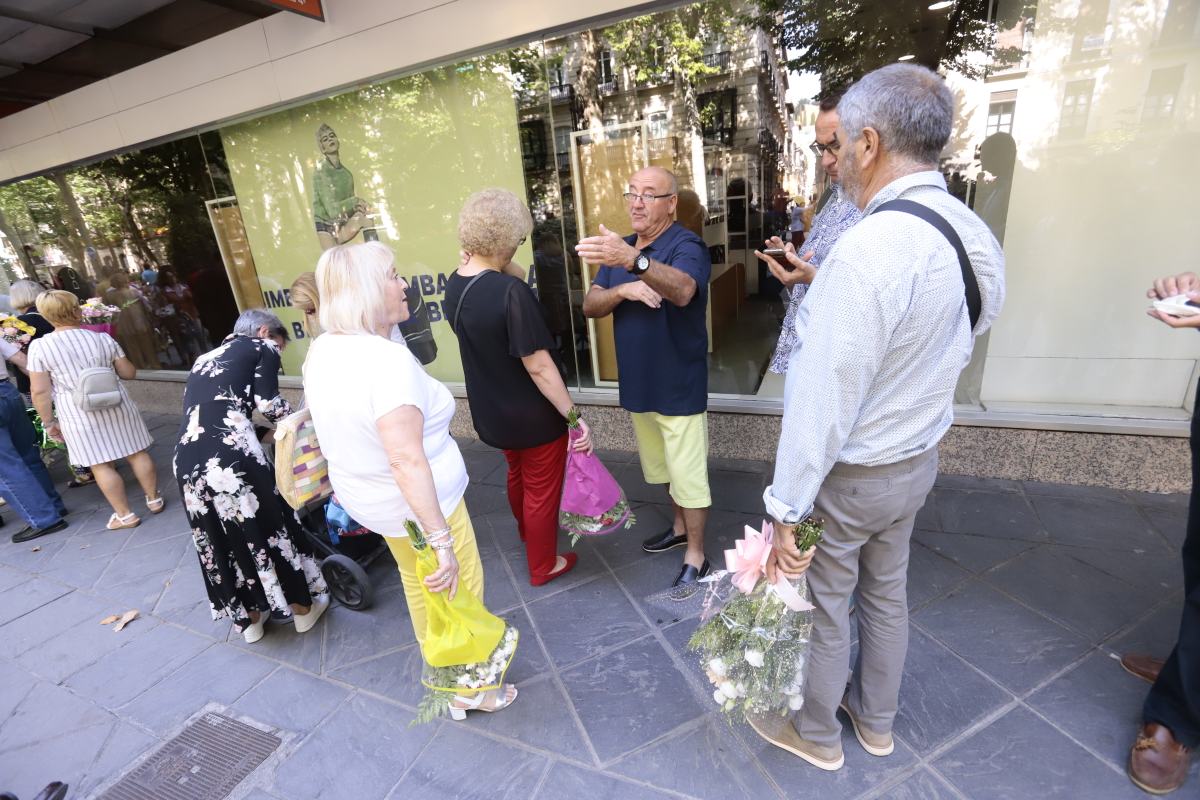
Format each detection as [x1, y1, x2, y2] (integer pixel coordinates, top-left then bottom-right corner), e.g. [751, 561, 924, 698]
[445, 189, 593, 586]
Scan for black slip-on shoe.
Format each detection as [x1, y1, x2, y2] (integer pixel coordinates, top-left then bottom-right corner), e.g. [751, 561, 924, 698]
[11, 518, 69, 544]
[672, 558, 711, 588]
[642, 527, 688, 553]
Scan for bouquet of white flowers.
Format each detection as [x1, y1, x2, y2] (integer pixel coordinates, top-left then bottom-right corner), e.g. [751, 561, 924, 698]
[688, 519, 823, 719]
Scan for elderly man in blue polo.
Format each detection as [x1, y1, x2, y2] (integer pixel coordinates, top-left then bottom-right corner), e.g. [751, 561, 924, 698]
[579, 166, 713, 590]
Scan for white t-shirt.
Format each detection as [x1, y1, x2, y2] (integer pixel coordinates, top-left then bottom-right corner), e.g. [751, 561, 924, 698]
[303, 333, 467, 537]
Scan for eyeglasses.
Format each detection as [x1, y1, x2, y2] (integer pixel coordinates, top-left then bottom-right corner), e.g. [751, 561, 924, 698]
[623, 192, 676, 204]
[809, 137, 841, 157]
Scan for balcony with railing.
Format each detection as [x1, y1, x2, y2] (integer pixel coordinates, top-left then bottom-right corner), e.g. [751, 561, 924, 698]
[702, 50, 731, 71]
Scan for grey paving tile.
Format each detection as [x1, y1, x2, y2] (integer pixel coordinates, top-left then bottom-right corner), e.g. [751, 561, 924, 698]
[876, 767, 961, 800]
[535, 763, 675, 800]
[1027, 650, 1151, 771]
[912, 529, 1034, 574]
[1124, 490, 1190, 512]
[329, 643, 426, 707]
[1029, 494, 1166, 552]
[0, 660, 36, 721]
[894, 627, 1012, 755]
[75, 720, 160, 797]
[39, 551, 114, 588]
[709, 470, 768, 515]
[915, 491, 940, 531]
[118, 643, 277, 735]
[613, 551, 706, 628]
[95, 534, 191, 587]
[913, 580, 1090, 694]
[747, 715, 920, 800]
[271, 693, 434, 800]
[64, 623, 211, 708]
[389, 723, 548, 800]
[460, 674, 592, 762]
[579, 502, 671, 570]
[89, 569, 175, 614]
[526, 574, 649, 670]
[0, 589, 110, 656]
[0, 564, 29, 592]
[152, 560, 210, 615]
[934, 706, 1144, 800]
[0, 717, 113, 800]
[1022, 480, 1129, 501]
[985, 545, 1159, 642]
[1065, 544, 1180, 595]
[0, 576, 72, 626]
[936, 489, 1044, 540]
[936, 475, 1023, 493]
[46, 525, 133, 569]
[462, 481, 512, 517]
[1143, 507, 1188, 549]
[160, 598, 234, 640]
[323, 586, 415, 671]
[487, 512, 609, 602]
[227, 610, 325, 673]
[16, 606, 163, 684]
[0, 534, 68, 572]
[233, 667, 348, 733]
[907, 542, 971, 610]
[561, 636, 704, 763]
[609, 462, 667, 505]
[613, 718, 777, 799]
[476, 529, 521, 614]
[0, 681, 114, 752]
[1110, 597, 1184, 657]
[500, 606, 552, 685]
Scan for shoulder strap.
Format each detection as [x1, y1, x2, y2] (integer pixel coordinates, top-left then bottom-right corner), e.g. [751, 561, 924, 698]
[450, 271, 488, 334]
[871, 198, 981, 330]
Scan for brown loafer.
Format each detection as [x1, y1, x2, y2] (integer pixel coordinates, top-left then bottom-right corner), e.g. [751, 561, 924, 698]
[1122, 653, 1166, 685]
[1129, 722, 1190, 795]
[747, 712, 844, 771]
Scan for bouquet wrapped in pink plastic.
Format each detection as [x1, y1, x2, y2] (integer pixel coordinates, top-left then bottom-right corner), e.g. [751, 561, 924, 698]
[558, 416, 635, 545]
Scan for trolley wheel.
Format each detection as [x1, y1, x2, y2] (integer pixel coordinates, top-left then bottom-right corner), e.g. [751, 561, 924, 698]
[321, 554, 373, 611]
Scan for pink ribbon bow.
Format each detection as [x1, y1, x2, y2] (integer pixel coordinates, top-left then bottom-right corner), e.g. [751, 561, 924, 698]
[724, 522, 774, 596]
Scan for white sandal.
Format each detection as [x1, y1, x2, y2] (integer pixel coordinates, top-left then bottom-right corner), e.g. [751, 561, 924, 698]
[450, 684, 518, 721]
[146, 494, 165, 514]
[106, 511, 141, 530]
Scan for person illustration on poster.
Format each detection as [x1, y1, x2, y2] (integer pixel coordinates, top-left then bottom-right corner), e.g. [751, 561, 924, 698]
[311, 123, 376, 250]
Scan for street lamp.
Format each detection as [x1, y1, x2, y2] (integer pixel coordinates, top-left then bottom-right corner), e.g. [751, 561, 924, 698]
[928, 1, 955, 10]
[898, 54, 916, 61]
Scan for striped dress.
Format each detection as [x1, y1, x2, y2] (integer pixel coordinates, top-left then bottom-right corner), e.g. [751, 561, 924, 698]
[26, 328, 153, 466]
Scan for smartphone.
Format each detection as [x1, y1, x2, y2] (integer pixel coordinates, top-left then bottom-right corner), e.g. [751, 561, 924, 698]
[762, 248, 793, 271]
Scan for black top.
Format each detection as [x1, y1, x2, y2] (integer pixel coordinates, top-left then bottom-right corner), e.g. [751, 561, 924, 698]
[444, 269, 566, 451]
[12, 311, 54, 395]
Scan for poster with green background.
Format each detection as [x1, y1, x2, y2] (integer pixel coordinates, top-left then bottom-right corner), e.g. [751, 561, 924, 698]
[219, 57, 533, 380]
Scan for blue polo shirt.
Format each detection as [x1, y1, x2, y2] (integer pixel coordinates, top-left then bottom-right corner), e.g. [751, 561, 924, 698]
[592, 222, 711, 416]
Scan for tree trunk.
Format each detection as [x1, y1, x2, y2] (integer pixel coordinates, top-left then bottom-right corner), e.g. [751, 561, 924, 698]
[577, 30, 606, 133]
[0, 207, 36, 278]
[50, 170, 96, 277]
[101, 174, 159, 269]
[668, 48, 709, 208]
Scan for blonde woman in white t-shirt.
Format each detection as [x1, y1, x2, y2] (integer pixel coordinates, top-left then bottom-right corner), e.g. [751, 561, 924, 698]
[303, 241, 517, 719]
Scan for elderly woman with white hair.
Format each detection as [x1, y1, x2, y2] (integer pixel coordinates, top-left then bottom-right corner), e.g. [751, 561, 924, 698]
[304, 241, 518, 718]
[174, 308, 329, 643]
[444, 189, 592, 586]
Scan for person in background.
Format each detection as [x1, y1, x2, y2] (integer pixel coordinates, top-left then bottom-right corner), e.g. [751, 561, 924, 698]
[0, 332, 68, 543]
[445, 189, 593, 586]
[1121, 270, 1200, 795]
[105, 272, 161, 370]
[755, 64, 1004, 772]
[174, 308, 328, 644]
[580, 166, 713, 589]
[8, 279, 94, 488]
[27, 291, 161, 531]
[304, 241, 518, 718]
[151, 268, 204, 367]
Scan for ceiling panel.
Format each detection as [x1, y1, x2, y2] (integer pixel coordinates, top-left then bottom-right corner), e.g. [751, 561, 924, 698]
[0, 27, 89, 65]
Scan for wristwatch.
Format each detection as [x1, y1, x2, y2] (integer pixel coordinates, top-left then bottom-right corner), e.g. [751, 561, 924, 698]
[631, 252, 650, 275]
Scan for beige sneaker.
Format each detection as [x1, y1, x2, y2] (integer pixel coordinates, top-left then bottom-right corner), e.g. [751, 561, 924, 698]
[839, 695, 895, 756]
[747, 712, 844, 771]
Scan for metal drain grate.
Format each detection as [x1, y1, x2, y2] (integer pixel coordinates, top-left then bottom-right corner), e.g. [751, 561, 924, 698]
[98, 712, 280, 800]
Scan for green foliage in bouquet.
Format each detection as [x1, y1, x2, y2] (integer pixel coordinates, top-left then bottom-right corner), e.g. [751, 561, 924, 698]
[687, 519, 823, 719]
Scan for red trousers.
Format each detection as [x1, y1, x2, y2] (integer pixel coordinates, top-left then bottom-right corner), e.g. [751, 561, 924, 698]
[503, 433, 568, 582]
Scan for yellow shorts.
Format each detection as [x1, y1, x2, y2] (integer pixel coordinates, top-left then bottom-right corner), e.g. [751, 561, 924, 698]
[630, 411, 711, 508]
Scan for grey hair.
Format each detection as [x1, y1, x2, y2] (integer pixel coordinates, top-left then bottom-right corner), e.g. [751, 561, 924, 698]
[837, 64, 954, 166]
[232, 308, 288, 340]
[9, 279, 45, 311]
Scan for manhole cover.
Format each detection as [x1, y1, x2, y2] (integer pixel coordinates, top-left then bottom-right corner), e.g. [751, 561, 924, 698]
[98, 712, 280, 800]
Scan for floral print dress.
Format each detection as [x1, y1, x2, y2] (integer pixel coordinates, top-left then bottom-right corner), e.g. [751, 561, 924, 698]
[173, 334, 327, 630]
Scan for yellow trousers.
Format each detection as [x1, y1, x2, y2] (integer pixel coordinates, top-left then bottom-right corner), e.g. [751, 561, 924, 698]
[383, 499, 484, 648]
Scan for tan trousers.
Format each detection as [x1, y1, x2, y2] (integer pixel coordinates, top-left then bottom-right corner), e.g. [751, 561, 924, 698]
[794, 447, 939, 747]
[383, 499, 485, 648]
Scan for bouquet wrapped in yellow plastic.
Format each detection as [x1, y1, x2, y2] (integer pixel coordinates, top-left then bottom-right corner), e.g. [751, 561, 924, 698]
[406, 521, 519, 724]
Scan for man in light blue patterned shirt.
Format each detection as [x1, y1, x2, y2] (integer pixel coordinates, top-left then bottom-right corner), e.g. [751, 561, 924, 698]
[755, 92, 863, 375]
[750, 64, 1005, 771]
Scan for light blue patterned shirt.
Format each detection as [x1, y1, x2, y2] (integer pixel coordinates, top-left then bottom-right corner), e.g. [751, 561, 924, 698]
[764, 172, 1005, 523]
[768, 183, 864, 374]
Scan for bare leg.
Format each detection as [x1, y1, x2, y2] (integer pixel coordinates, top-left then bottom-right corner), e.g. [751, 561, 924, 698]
[126, 450, 158, 499]
[675, 499, 709, 569]
[91, 462, 132, 517]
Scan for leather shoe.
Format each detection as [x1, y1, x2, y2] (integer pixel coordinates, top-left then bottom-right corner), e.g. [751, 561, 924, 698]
[747, 712, 844, 771]
[11, 518, 68, 544]
[1129, 722, 1190, 795]
[672, 558, 710, 588]
[643, 527, 688, 553]
[1122, 653, 1165, 685]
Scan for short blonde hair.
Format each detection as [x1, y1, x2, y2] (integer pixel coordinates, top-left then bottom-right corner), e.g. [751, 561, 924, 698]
[9, 279, 44, 312]
[290, 272, 321, 338]
[36, 290, 83, 327]
[457, 188, 532, 258]
[316, 241, 395, 335]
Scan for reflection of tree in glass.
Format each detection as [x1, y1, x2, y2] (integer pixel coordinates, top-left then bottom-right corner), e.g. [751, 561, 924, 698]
[748, 0, 1034, 87]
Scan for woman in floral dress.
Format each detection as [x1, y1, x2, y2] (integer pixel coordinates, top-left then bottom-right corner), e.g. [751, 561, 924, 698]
[174, 309, 329, 643]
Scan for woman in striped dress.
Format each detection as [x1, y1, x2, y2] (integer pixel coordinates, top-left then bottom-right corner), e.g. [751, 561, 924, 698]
[27, 291, 162, 530]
